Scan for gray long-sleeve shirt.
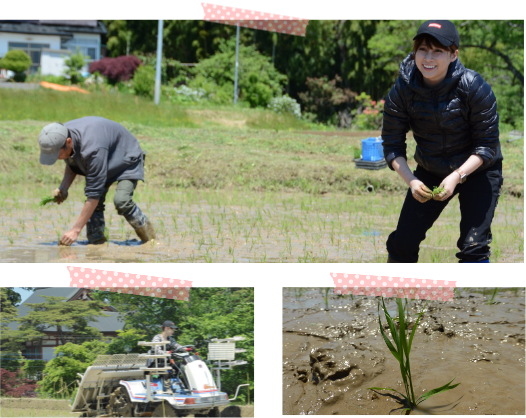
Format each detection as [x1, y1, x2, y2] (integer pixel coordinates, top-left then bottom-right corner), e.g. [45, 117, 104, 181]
[64, 117, 145, 198]
[147, 334, 183, 367]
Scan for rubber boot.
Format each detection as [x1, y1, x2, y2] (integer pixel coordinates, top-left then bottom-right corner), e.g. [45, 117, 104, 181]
[387, 255, 401, 263]
[125, 205, 156, 243]
[86, 211, 107, 245]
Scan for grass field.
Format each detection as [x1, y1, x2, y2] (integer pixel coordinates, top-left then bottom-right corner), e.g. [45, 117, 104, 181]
[0, 408, 79, 417]
[0, 89, 522, 262]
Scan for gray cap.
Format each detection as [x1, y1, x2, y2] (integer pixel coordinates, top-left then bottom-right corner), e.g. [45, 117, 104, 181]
[39, 123, 69, 165]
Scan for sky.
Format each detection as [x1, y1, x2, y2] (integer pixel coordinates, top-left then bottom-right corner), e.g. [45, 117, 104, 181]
[13, 287, 35, 304]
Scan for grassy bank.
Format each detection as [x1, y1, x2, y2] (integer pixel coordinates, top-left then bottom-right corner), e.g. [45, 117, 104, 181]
[0, 88, 316, 130]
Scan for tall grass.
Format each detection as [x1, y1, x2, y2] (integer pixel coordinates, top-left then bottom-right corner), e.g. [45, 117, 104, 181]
[367, 297, 461, 414]
[0, 88, 314, 130]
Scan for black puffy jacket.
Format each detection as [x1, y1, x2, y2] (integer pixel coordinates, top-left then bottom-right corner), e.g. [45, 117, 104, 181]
[382, 54, 502, 178]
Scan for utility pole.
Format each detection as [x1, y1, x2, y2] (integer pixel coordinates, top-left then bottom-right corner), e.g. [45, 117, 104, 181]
[154, 20, 163, 105]
[233, 22, 240, 105]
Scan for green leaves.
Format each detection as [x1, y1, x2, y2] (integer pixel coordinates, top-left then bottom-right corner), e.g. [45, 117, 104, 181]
[370, 297, 460, 413]
[417, 376, 461, 405]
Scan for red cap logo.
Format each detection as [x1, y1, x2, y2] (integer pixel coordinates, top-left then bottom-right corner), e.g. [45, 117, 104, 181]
[429, 23, 442, 29]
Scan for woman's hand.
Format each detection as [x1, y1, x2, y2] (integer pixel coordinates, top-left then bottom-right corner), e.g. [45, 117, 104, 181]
[409, 179, 433, 203]
[434, 172, 461, 201]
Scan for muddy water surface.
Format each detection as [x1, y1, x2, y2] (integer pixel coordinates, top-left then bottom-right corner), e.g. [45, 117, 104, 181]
[283, 288, 525, 415]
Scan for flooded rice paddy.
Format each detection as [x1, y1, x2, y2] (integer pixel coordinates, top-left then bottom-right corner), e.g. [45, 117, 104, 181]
[283, 288, 525, 415]
[0, 190, 523, 263]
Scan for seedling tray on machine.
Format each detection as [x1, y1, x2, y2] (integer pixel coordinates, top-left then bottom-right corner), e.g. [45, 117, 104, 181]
[354, 158, 387, 170]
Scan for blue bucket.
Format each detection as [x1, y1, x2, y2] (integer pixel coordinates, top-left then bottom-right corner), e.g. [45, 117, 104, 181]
[361, 137, 384, 161]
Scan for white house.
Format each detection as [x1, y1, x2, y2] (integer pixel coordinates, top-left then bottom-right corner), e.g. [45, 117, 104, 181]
[0, 20, 107, 75]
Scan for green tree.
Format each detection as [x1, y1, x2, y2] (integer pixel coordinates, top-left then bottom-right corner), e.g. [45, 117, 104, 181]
[38, 340, 108, 398]
[190, 37, 287, 107]
[455, 20, 524, 128]
[133, 65, 155, 97]
[101, 19, 131, 58]
[0, 49, 32, 81]
[1, 288, 38, 308]
[0, 287, 42, 356]
[21, 359, 46, 381]
[15, 296, 109, 347]
[105, 328, 149, 355]
[63, 49, 86, 84]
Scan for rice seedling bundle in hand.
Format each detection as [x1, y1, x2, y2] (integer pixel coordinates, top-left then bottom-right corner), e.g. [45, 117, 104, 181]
[367, 297, 461, 414]
[431, 186, 445, 197]
[39, 196, 56, 206]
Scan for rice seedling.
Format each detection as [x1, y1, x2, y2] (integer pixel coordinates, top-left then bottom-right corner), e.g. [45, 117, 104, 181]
[39, 196, 55, 206]
[486, 287, 500, 304]
[431, 186, 446, 197]
[320, 288, 331, 309]
[367, 297, 461, 414]
[294, 287, 306, 301]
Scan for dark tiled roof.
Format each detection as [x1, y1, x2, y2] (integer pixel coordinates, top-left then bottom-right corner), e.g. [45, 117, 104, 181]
[0, 20, 107, 36]
[7, 288, 125, 332]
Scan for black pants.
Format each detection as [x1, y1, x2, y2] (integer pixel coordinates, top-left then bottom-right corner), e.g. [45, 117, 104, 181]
[94, 179, 138, 217]
[386, 161, 503, 263]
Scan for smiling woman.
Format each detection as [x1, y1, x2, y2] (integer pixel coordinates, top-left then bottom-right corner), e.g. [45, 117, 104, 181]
[382, 20, 504, 263]
[413, 34, 459, 88]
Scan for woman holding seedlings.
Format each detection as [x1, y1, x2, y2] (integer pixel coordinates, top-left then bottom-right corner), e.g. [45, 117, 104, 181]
[382, 20, 503, 263]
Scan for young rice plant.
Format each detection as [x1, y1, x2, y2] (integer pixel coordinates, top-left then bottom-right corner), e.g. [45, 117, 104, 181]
[367, 297, 461, 414]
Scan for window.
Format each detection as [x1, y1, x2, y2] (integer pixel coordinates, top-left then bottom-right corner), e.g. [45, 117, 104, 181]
[87, 47, 96, 60]
[24, 346, 41, 360]
[8, 42, 50, 74]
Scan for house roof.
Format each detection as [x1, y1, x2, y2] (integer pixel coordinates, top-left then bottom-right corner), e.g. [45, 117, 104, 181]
[0, 20, 107, 36]
[7, 288, 125, 333]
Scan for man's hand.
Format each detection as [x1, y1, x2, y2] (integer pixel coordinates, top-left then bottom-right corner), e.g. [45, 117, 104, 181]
[434, 172, 460, 201]
[53, 188, 68, 205]
[60, 228, 81, 246]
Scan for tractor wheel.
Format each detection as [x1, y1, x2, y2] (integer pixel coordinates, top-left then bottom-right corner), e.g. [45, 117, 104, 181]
[152, 401, 177, 417]
[195, 407, 221, 418]
[111, 385, 134, 417]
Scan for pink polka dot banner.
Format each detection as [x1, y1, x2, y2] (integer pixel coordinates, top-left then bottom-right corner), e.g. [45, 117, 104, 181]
[202, 3, 308, 36]
[331, 273, 457, 301]
[67, 266, 191, 301]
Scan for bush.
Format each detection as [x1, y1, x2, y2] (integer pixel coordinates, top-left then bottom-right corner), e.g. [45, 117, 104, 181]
[0, 350, 24, 372]
[135, 54, 192, 85]
[0, 50, 32, 82]
[83, 72, 107, 91]
[190, 37, 287, 107]
[352, 92, 384, 130]
[21, 359, 46, 381]
[268, 95, 302, 119]
[89, 55, 141, 84]
[243, 72, 273, 108]
[133, 65, 155, 97]
[63, 49, 85, 85]
[40, 75, 70, 85]
[165, 84, 208, 104]
[299, 75, 357, 125]
[0, 368, 37, 398]
[187, 74, 234, 105]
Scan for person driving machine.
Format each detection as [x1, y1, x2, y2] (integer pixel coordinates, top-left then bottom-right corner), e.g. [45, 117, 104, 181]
[147, 320, 182, 368]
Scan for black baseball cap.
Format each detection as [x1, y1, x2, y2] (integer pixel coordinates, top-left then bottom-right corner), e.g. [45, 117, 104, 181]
[162, 320, 178, 329]
[413, 20, 460, 48]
